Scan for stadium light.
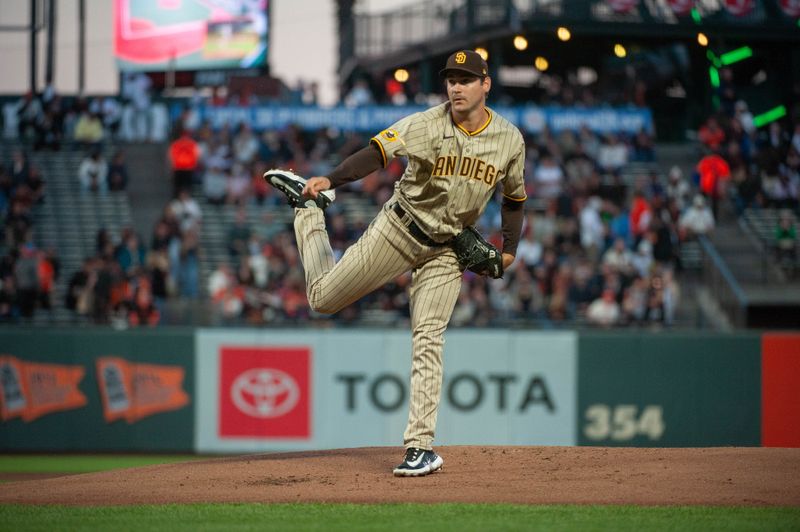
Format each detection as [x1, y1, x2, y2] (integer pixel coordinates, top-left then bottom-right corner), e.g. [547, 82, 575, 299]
[706, 50, 722, 68]
[720, 46, 752, 66]
[475, 47, 489, 61]
[535, 56, 549, 71]
[752, 106, 787, 128]
[709, 66, 720, 88]
[557, 27, 571, 41]
[394, 69, 409, 83]
[614, 44, 627, 58]
[697, 33, 708, 47]
[514, 35, 528, 51]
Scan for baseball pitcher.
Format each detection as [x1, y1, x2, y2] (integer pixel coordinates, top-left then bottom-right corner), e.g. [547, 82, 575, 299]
[265, 50, 526, 476]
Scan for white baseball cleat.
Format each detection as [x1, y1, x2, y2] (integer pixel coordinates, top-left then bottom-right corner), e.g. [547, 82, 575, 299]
[393, 447, 444, 477]
[263, 169, 335, 209]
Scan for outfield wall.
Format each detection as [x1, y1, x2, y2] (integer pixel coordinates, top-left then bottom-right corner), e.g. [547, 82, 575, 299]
[1, 329, 798, 452]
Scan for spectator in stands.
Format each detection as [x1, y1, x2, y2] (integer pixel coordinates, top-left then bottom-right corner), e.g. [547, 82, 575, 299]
[597, 134, 629, 172]
[696, 151, 730, 219]
[516, 225, 543, 269]
[665, 166, 691, 212]
[13, 243, 39, 318]
[678, 195, 715, 240]
[227, 163, 251, 206]
[586, 287, 620, 328]
[579, 196, 605, 262]
[603, 237, 636, 277]
[34, 104, 63, 151]
[16, 92, 43, 141]
[146, 244, 172, 300]
[107, 150, 129, 192]
[227, 208, 252, 260]
[620, 276, 647, 325]
[698, 117, 726, 152]
[37, 248, 58, 312]
[89, 97, 122, 140]
[170, 189, 202, 233]
[10, 150, 31, 188]
[168, 129, 200, 197]
[202, 161, 228, 205]
[0, 273, 19, 321]
[66, 258, 92, 314]
[5, 200, 33, 248]
[632, 128, 655, 162]
[232, 123, 259, 165]
[632, 237, 655, 278]
[775, 210, 797, 269]
[532, 153, 564, 199]
[344, 79, 374, 108]
[644, 271, 674, 326]
[122, 72, 152, 141]
[73, 111, 104, 149]
[127, 283, 160, 327]
[629, 190, 652, 244]
[78, 149, 108, 194]
[115, 229, 146, 277]
[177, 228, 200, 298]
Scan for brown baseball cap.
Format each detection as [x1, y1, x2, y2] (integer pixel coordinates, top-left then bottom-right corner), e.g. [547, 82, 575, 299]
[439, 50, 489, 78]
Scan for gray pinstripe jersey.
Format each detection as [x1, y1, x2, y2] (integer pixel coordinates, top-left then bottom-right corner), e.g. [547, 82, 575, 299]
[371, 102, 527, 242]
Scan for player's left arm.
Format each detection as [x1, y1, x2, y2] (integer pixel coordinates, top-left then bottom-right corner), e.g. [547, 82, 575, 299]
[500, 136, 527, 269]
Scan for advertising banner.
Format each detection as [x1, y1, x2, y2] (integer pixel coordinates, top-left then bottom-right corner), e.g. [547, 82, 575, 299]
[195, 329, 577, 453]
[0, 329, 194, 451]
[0, 356, 87, 422]
[577, 333, 762, 447]
[761, 333, 800, 447]
[183, 105, 654, 136]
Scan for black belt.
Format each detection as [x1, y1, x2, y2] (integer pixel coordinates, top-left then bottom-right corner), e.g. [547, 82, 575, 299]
[392, 203, 448, 247]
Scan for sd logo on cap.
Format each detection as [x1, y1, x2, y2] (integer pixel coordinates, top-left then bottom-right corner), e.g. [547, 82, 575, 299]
[440, 50, 488, 78]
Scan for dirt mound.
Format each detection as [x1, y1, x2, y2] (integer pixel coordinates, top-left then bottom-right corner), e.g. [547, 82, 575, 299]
[1, 446, 799, 506]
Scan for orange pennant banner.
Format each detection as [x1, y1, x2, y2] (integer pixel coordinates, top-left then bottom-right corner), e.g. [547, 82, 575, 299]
[0, 355, 88, 422]
[96, 357, 190, 423]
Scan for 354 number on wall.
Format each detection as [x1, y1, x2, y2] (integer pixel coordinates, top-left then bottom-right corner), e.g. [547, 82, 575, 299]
[584, 404, 665, 441]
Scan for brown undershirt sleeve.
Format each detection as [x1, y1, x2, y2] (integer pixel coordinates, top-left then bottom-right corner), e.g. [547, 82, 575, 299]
[501, 197, 525, 256]
[327, 144, 384, 189]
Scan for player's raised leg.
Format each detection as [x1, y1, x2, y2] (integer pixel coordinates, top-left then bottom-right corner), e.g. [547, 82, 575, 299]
[295, 206, 423, 314]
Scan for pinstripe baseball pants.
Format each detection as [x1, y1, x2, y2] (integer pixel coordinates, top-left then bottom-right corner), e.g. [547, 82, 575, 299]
[294, 202, 462, 450]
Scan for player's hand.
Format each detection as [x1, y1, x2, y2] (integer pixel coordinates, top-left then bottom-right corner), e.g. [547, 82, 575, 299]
[303, 177, 332, 198]
[502, 253, 515, 270]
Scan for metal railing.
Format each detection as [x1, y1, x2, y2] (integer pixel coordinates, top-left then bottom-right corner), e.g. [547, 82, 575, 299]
[352, 0, 796, 59]
[698, 235, 748, 328]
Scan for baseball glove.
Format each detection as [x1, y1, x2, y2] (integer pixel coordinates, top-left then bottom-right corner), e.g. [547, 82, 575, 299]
[451, 226, 504, 278]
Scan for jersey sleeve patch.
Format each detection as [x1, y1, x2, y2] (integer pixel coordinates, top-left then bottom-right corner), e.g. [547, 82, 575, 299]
[380, 128, 400, 142]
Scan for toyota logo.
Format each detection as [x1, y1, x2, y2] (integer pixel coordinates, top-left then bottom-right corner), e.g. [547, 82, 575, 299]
[230, 368, 300, 418]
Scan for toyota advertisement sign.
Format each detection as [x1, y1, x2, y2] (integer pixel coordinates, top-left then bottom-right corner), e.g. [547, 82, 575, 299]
[218, 346, 310, 439]
[195, 330, 576, 453]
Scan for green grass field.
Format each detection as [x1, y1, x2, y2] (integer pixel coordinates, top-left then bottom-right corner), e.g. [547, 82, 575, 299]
[1, 503, 799, 532]
[1, 455, 799, 531]
[0, 455, 201, 475]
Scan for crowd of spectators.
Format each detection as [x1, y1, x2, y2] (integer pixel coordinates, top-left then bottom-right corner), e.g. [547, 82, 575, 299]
[11, 75, 155, 153]
[0, 149, 59, 321]
[65, 188, 204, 328]
[693, 67, 799, 267]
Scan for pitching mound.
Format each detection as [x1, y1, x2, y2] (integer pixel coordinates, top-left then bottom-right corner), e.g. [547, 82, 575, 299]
[1, 447, 799, 506]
